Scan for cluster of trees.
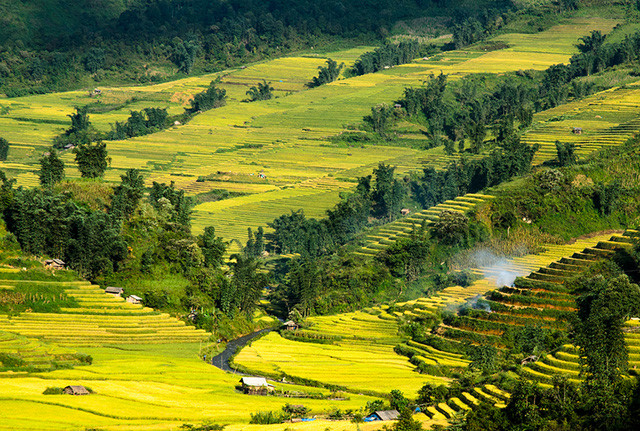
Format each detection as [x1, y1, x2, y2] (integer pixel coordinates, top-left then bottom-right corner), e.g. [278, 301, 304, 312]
[268, 163, 405, 256]
[536, 29, 640, 109]
[370, 72, 536, 152]
[451, 8, 512, 48]
[106, 108, 169, 140]
[0, 166, 272, 322]
[0, 138, 9, 161]
[307, 59, 344, 88]
[245, 80, 274, 102]
[351, 40, 423, 76]
[187, 80, 227, 113]
[364, 28, 640, 154]
[410, 133, 538, 209]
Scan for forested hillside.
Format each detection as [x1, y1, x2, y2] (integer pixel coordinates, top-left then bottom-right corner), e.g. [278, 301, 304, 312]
[0, 0, 514, 95]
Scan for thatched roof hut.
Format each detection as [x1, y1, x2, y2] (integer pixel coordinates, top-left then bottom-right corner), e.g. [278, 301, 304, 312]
[64, 385, 89, 395]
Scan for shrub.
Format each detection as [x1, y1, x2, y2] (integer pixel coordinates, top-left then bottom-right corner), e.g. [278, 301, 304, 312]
[43, 387, 64, 395]
[249, 411, 285, 424]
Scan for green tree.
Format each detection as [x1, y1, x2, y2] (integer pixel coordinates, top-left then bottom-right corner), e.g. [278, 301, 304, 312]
[573, 274, 640, 385]
[74, 141, 109, 178]
[364, 103, 394, 135]
[371, 162, 406, 220]
[38, 149, 65, 187]
[389, 389, 410, 411]
[555, 140, 577, 166]
[469, 343, 499, 374]
[199, 226, 226, 269]
[188, 81, 227, 113]
[68, 106, 91, 134]
[307, 58, 344, 88]
[149, 181, 193, 227]
[228, 254, 268, 315]
[171, 38, 200, 74]
[431, 210, 469, 246]
[246, 80, 274, 101]
[394, 408, 422, 431]
[111, 169, 145, 219]
[0, 137, 9, 161]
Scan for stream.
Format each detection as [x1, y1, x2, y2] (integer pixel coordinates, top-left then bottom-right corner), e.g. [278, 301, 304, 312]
[209, 328, 273, 372]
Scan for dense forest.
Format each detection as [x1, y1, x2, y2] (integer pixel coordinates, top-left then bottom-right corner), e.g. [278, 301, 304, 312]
[0, 0, 517, 96]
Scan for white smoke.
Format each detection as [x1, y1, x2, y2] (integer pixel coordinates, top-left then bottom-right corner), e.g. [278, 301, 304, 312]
[467, 249, 527, 288]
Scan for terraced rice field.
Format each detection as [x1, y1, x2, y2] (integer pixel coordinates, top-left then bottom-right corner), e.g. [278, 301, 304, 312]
[418, 230, 640, 387]
[0, 279, 209, 347]
[0, 17, 620, 250]
[0, 330, 81, 370]
[235, 232, 622, 403]
[358, 193, 494, 256]
[0, 270, 379, 430]
[524, 83, 640, 164]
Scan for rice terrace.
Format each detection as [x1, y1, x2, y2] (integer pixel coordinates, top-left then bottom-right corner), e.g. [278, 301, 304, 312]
[2, 0, 640, 430]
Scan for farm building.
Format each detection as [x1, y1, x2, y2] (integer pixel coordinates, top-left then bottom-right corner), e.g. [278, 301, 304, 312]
[63, 385, 89, 395]
[283, 320, 298, 331]
[239, 377, 275, 395]
[105, 286, 124, 297]
[573, 127, 583, 134]
[400, 208, 411, 216]
[44, 259, 65, 269]
[126, 295, 142, 304]
[364, 410, 400, 422]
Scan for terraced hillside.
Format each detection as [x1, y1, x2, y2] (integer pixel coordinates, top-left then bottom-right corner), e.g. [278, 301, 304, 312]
[421, 231, 640, 388]
[0, 277, 210, 347]
[0, 330, 83, 371]
[524, 83, 640, 164]
[358, 193, 493, 256]
[0, 269, 381, 430]
[234, 233, 619, 400]
[0, 17, 620, 251]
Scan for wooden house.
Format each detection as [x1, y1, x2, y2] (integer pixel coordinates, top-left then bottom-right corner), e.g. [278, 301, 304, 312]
[573, 127, 583, 135]
[400, 208, 411, 216]
[44, 259, 65, 270]
[63, 385, 90, 395]
[126, 295, 142, 304]
[283, 320, 298, 331]
[105, 286, 124, 297]
[239, 377, 275, 395]
[364, 410, 400, 422]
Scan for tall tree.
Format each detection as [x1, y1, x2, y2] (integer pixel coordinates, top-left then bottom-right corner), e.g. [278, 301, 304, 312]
[371, 162, 405, 220]
[0, 137, 9, 161]
[74, 141, 109, 178]
[111, 169, 145, 219]
[38, 149, 65, 187]
[199, 226, 226, 269]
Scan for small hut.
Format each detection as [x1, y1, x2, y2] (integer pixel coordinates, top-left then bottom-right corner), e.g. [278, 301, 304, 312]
[400, 208, 411, 216]
[126, 295, 142, 304]
[572, 127, 583, 135]
[521, 355, 538, 365]
[44, 259, 65, 270]
[105, 286, 124, 297]
[239, 377, 275, 395]
[283, 320, 298, 331]
[364, 410, 400, 422]
[64, 385, 90, 395]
